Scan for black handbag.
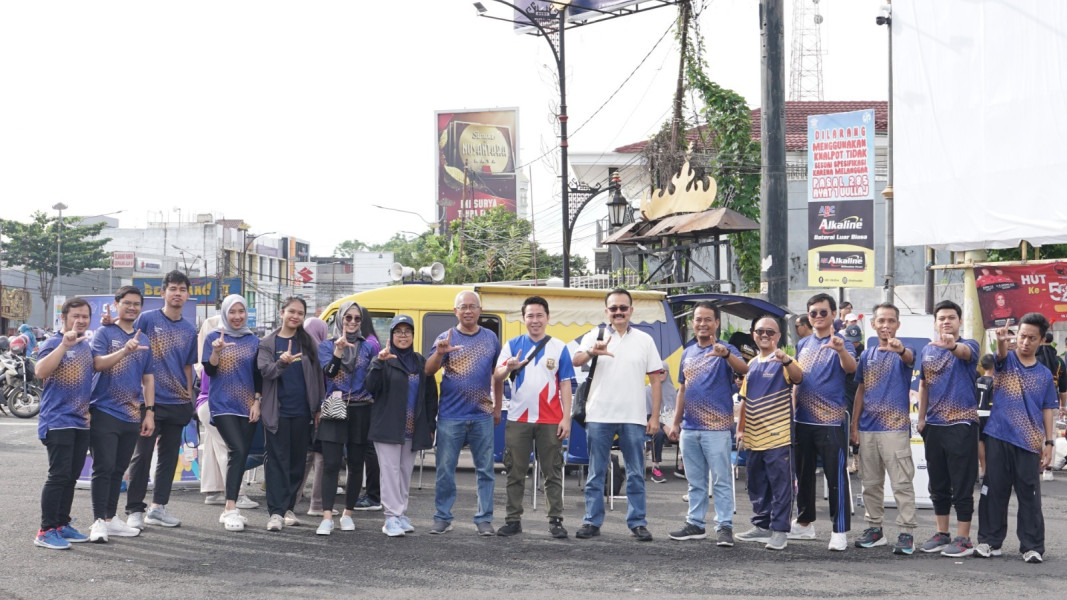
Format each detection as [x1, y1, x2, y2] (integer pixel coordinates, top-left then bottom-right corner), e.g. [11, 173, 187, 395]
[571, 327, 605, 427]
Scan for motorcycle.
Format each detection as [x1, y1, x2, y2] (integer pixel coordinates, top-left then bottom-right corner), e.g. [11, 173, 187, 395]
[1, 351, 41, 419]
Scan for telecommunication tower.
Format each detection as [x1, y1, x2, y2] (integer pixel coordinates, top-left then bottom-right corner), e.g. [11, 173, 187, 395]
[789, 0, 825, 101]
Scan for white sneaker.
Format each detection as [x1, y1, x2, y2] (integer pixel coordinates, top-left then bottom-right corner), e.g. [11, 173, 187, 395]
[828, 532, 848, 551]
[222, 509, 246, 532]
[236, 495, 259, 509]
[974, 542, 1002, 557]
[203, 494, 226, 505]
[787, 519, 816, 540]
[266, 514, 284, 532]
[283, 510, 301, 527]
[340, 515, 355, 531]
[1023, 550, 1043, 563]
[106, 518, 141, 538]
[1042, 470, 1054, 481]
[316, 519, 334, 536]
[126, 512, 145, 530]
[89, 519, 109, 543]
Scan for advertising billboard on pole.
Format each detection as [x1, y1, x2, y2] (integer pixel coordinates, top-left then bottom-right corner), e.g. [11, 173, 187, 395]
[807, 109, 876, 288]
[435, 108, 518, 226]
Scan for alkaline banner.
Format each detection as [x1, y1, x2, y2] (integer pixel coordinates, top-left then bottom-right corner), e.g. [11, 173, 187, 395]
[435, 108, 518, 225]
[807, 109, 877, 288]
[973, 262, 1067, 328]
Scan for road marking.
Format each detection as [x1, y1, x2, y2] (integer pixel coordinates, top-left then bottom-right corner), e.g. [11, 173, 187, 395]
[0, 421, 38, 426]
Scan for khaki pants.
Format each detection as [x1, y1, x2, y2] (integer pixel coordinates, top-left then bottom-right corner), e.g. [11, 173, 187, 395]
[502, 421, 564, 522]
[859, 431, 917, 533]
[197, 401, 229, 494]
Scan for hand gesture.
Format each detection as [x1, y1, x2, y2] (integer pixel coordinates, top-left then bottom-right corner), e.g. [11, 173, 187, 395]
[504, 348, 526, 372]
[821, 335, 845, 352]
[709, 342, 730, 358]
[378, 342, 397, 361]
[589, 338, 614, 358]
[279, 339, 302, 365]
[931, 332, 956, 349]
[211, 331, 236, 352]
[435, 329, 463, 355]
[770, 348, 791, 363]
[333, 336, 352, 357]
[61, 330, 85, 348]
[124, 329, 150, 353]
[995, 325, 1012, 345]
[100, 304, 116, 326]
[886, 338, 905, 355]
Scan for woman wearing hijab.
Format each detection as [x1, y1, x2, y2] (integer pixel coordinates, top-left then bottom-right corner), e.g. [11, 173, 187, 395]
[314, 301, 380, 536]
[366, 315, 438, 537]
[202, 295, 262, 531]
[18, 323, 37, 354]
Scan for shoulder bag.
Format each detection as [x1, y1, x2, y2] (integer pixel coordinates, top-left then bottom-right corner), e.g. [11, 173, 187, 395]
[571, 327, 604, 427]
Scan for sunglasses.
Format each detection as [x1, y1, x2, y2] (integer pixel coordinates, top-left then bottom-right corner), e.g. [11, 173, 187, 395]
[607, 305, 631, 313]
[343, 315, 362, 322]
[808, 309, 830, 318]
[754, 328, 779, 337]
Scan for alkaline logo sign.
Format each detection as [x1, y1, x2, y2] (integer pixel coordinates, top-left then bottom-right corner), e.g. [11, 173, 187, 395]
[819, 252, 866, 271]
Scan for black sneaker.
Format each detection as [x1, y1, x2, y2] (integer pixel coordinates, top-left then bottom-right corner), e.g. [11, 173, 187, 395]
[669, 522, 707, 541]
[496, 521, 522, 537]
[631, 526, 653, 542]
[575, 524, 600, 539]
[855, 526, 886, 548]
[891, 533, 915, 555]
[549, 519, 568, 539]
[717, 527, 734, 547]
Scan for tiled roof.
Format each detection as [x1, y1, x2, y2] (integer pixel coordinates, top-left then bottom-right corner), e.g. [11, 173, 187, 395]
[614, 101, 888, 154]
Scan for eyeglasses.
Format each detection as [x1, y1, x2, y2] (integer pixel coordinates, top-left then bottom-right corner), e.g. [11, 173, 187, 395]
[753, 328, 779, 337]
[456, 305, 480, 312]
[607, 305, 630, 313]
[393, 330, 413, 337]
[808, 309, 830, 318]
[343, 315, 362, 322]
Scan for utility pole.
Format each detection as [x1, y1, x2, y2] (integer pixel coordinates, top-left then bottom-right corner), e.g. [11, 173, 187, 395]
[670, 0, 691, 150]
[760, 0, 788, 308]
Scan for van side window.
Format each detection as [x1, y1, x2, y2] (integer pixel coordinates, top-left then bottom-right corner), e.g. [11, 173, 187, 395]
[421, 312, 502, 354]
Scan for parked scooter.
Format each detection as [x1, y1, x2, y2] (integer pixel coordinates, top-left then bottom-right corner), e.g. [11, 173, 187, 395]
[2, 335, 41, 418]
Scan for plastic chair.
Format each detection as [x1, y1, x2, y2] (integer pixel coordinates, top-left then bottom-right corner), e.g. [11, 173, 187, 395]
[561, 421, 589, 508]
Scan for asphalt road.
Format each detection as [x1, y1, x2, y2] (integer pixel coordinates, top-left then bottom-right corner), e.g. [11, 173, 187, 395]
[1, 417, 1064, 599]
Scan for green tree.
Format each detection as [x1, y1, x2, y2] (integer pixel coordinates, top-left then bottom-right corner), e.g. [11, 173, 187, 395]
[987, 243, 1067, 262]
[334, 239, 371, 257]
[1, 211, 112, 325]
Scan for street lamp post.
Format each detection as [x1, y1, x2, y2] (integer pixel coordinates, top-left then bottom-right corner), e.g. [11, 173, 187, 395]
[564, 172, 629, 281]
[52, 202, 68, 298]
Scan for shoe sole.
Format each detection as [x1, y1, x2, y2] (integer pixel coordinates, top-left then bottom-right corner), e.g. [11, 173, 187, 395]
[942, 549, 974, 557]
[429, 524, 453, 535]
[857, 539, 887, 548]
[64, 536, 89, 543]
[316, 529, 332, 536]
[736, 536, 772, 542]
[34, 539, 71, 550]
[717, 540, 734, 547]
[106, 530, 140, 538]
[478, 530, 496, 537]
[669, 533, 708, 541]
[576, 530, 600, 539]
[766, 542, 788, 550]
[921, 545, 949, 553]
[266, 525, 282, 532]
[382, 528, 405, 537]
[550, 531, 568, 539]
[975, 549, 1002, 558]
[224, 523, 245, 532]
[204, 499, 225, 506]
[144, 519, 180, 528]
[353, 506, 383, 511]
[829, 546, 848, 551]
[787, 533, 816, 540]
[90, 536, 108, 544]
[235, 503, 259, 510]
[892, 547, 914, 555]
[1025, 556, 1043, 563]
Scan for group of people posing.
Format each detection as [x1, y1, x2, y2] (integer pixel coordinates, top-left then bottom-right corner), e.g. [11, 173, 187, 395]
[32, 279, 1060, 565]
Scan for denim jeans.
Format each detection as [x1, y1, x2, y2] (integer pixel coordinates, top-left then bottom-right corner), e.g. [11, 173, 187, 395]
[583, 422, 647, 529]
[434, 418, 495, 524]
[680, 428, 734, 530]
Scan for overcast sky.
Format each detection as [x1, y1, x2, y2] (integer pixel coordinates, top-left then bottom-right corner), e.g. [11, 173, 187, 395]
[0, 0, 888, 262]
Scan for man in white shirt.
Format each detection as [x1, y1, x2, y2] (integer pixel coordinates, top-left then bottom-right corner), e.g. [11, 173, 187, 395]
[572, 289, 663, 542]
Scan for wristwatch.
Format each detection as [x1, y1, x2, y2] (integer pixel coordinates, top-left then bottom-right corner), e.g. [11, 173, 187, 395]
[144, 405, 156, 412]
[1045, 440, 1055, 447]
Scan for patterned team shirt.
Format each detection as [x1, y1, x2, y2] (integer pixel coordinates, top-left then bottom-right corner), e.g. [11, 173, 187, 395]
[430, 326, 500, 421]
[134, 309, 198, 405]
[795, 333, 856, 426]
[679, 340, 741, 432]
[740, 354, 794, 451]
[854, 346, 912, 433]
[90, 325, 153, 423]
[37, 335, 94, 439]
[318, 338, 379, 403]
[203, 332, 260, 417]
[985, 351, 1058, 453]
[498, 335, 576, 425]
[920, 339, 980, 426]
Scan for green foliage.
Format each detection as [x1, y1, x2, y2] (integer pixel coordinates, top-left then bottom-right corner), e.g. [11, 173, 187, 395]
[986, 244, 1067, 262]
[333, 239, 370, 257]
[1, 211, 112, 320]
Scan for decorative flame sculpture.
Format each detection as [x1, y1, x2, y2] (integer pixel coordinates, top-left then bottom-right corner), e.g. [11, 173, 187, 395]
[640, 159, 717, 221]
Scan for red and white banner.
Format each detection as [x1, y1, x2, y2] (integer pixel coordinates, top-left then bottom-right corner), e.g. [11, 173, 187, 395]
[112, 251, 135, 269]
[974, 262, 1067, 328]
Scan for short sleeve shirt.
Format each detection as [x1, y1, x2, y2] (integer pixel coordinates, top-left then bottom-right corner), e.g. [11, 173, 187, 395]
[919, 339, 980, 426]
[678, 340, 741, 431]
[740, 354, 794, 450]
[795, 333, 856, 426]
[985, 352, 1058, 453]
[498, 335, 576, 425]
[38, 335, 94, 439]
[90, 325, 153, 423]
[134, 309, 197, 405]
[580, 326, 663, 426]
[854, 346, 912, 433]
[430, 327, 500, 421]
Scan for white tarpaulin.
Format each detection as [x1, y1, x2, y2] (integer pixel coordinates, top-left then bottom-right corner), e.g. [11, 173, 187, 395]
[893, 0, 1067, 250]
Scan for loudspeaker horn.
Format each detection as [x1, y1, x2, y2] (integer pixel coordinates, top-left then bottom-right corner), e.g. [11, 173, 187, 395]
[420, 262, 445, 283]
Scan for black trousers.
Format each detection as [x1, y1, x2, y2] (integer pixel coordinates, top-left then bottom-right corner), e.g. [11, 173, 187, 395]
[41, 428, 90, 531]
[126, 403, 194, 514]
[922, 423, 978, 521]
[265, 416, 311, 516]
[978, 436, 1045, 554]
[320, 405, 380, 512]
[794, 422, 851, 533]
[213, 414, 257, 502]
[89, 409, 141, 520]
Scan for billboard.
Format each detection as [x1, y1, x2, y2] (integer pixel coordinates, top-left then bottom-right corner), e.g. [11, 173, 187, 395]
[436, 108, 518, 225]
[112, 251, 135, 269]
[807, 109, 877, 288]
[973, 262, 1067, 328]
[513, 1, 644, 29]
[134, 277, 242, 306]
